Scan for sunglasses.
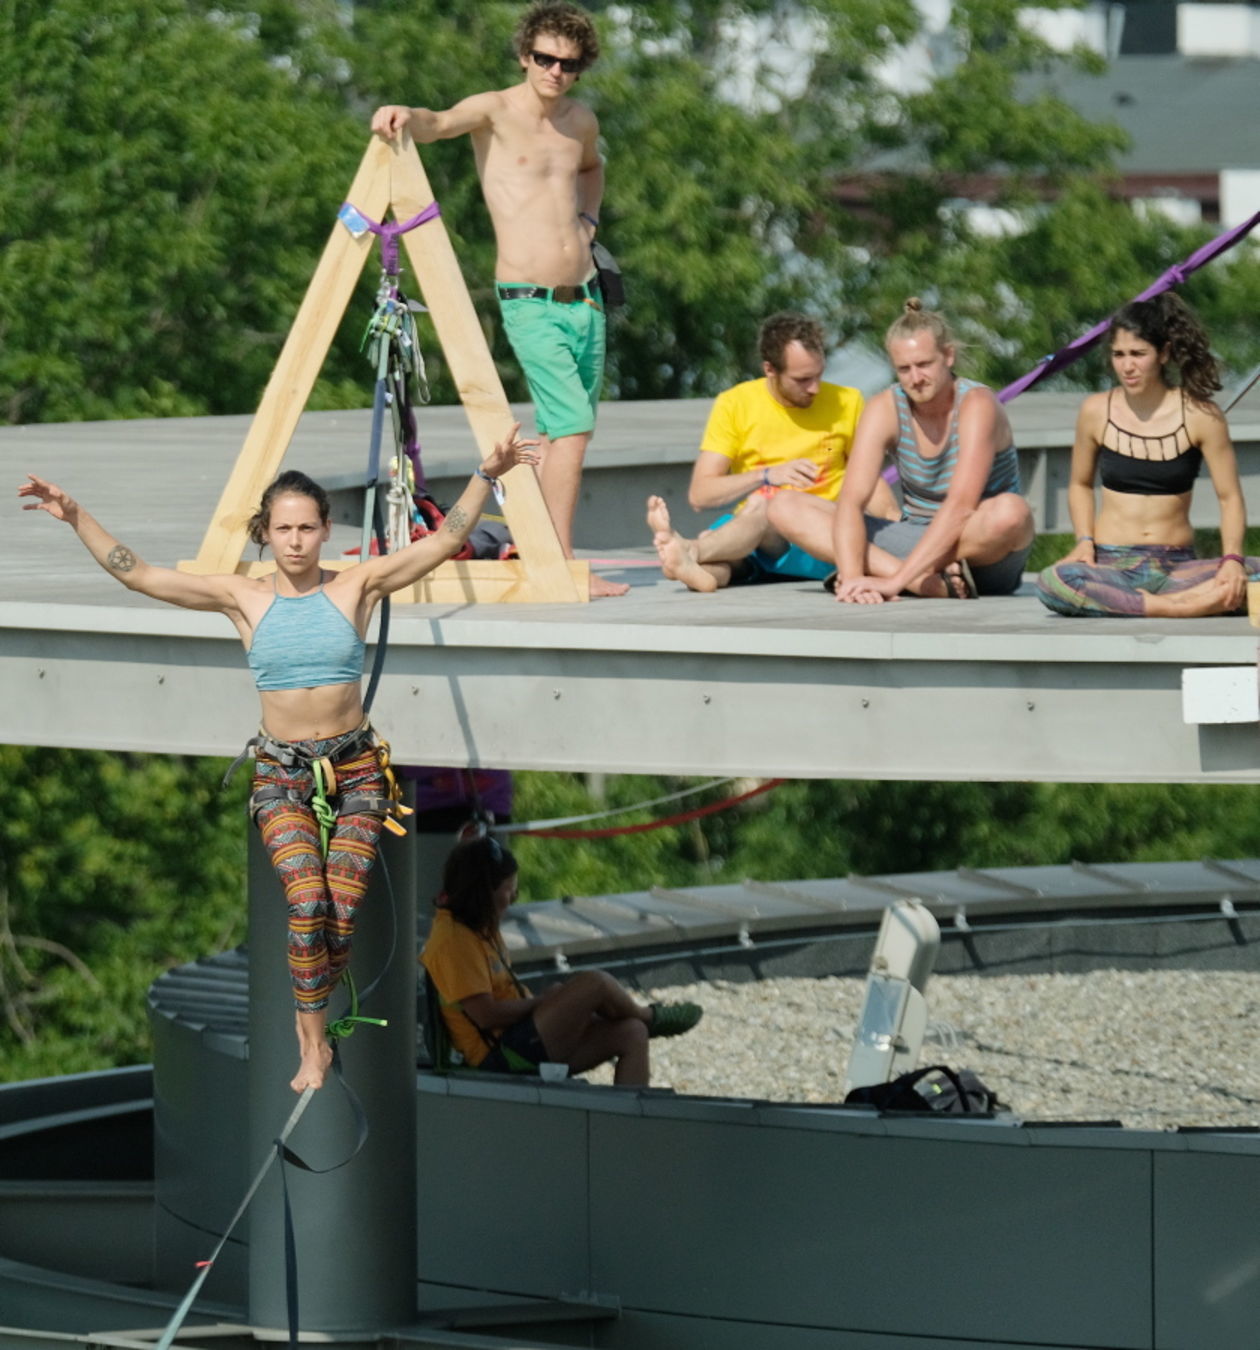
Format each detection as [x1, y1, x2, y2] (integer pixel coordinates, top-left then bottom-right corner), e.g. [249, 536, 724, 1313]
[530, 49, 582, 75]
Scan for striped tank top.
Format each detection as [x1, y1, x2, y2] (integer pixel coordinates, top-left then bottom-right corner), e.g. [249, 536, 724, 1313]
[892, 378, 1021, 521]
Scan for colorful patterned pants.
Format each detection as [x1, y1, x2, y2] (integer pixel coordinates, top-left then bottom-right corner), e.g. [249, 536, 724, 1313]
[252, 736, 385, 1013]
[1037, 545, 1255, 617]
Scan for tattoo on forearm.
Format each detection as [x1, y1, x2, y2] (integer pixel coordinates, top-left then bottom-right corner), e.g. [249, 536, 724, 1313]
[443, 505, 469, 536]
[107, 545, 137, 573]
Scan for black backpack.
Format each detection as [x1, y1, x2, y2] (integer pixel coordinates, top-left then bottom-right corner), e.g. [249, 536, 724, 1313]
[845, 1064, 1005, 1115]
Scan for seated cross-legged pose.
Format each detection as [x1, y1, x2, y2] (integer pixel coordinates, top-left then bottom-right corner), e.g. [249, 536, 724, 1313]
[645, 312, 897, 592]
[1037, 293, 1254, 618]
[19, 427, 536, 1092]
[768, 298, 1034, 602]
[422, 835, 702, 1086]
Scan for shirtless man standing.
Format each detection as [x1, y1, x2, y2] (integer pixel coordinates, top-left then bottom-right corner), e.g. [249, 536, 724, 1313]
[372, 2, 626, 597]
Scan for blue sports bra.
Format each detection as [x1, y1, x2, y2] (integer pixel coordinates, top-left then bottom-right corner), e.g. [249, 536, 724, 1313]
[1098, 388, 1201, 496]
[246, 581, 365, 692]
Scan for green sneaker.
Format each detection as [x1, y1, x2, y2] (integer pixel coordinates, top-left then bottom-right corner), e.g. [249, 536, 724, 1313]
[649, 1001, 703, 1039]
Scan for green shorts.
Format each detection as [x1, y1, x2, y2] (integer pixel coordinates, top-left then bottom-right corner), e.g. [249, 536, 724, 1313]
[497, 283, 606, 439]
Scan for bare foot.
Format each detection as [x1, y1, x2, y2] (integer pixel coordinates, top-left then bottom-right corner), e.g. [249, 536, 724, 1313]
[590, 573, 630, 598]
[291, 1043, 333, 1092]
[645, 494, 672, 537]
[654, 530, 719, 593]
[1144, 574, 1243, 618]
[292, 1009, 332, 1092]
[647, 497, 721, 592]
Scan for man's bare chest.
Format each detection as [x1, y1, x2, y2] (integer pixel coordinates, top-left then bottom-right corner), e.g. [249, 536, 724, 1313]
[482, 118, 584, 181]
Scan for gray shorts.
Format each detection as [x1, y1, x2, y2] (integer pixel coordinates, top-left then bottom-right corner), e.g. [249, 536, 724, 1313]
[865, 514, 1029, 596]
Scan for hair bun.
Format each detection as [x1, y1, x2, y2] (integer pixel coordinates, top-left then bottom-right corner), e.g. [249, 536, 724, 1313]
[904, 297, 924, 313]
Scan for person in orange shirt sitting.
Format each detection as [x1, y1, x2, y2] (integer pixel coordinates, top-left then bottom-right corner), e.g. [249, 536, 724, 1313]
[421, 835, 701, 1085]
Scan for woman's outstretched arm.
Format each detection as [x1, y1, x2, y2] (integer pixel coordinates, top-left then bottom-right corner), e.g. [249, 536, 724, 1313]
[19, 475, 245, 613]
[355, 425, 540, 603]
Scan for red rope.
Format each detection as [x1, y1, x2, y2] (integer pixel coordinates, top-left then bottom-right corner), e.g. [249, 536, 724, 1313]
[516, 778, 784, 839]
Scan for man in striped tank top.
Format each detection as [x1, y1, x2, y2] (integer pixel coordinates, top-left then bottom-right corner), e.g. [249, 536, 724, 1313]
[769, 300, 1033, 601]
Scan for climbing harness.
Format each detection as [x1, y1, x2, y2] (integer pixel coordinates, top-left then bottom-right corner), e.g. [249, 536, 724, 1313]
[226, 720, 414, 844]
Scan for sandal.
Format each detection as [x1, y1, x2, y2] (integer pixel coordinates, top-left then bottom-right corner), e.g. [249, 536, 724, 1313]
[943, 559, 978, 599]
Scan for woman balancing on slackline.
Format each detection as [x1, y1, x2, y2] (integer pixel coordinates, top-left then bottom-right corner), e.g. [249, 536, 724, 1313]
[19, 427, 539, 1092]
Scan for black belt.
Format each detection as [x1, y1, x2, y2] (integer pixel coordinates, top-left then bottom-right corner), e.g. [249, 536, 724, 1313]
[497, 278, 600, 304]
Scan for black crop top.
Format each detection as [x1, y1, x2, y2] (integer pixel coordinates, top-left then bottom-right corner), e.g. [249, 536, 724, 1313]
[1098, 388, 1202, 496]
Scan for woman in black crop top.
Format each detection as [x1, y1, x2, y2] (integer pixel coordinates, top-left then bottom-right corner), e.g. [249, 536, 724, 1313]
[1038, 293, 1254, 617]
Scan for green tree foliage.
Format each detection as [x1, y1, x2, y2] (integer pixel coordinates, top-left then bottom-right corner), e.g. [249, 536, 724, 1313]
[0, 747, 247, 1080]
[6, 0, 1255, 423]
[0, 0, 370, 423]
[511, 771, 1260, 898]
[347, 0, 1164, 399]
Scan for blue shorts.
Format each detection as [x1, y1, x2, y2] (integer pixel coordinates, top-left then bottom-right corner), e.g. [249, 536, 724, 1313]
[865, 514, 1029, 596]
[709, 512, 833, 583]
[497, 283, 606, 439]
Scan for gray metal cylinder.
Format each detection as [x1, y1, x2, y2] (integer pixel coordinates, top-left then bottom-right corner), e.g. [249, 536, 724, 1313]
[246, 794, 417, 1332]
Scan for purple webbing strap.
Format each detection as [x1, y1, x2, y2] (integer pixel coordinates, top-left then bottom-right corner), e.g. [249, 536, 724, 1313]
[346, 201, 442, 277]
[998, 209, 1260, 404]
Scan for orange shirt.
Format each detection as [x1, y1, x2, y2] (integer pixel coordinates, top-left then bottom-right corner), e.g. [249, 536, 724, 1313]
[421, 908, 519, 1067]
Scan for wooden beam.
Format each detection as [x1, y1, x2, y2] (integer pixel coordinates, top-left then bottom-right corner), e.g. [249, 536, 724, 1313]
[183, 135, 585, 602]
[178, 555, 588, 604]
[191, 140, 391, 574]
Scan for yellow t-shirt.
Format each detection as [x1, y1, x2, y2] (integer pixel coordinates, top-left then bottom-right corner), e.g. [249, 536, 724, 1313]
[421, 908, 519, 1067]
[701, 377, 864, 505]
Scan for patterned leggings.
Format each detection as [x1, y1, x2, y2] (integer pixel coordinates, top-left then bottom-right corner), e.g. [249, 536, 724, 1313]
[252, 738, 385, 1013]
[1037, 545, 1255, 617]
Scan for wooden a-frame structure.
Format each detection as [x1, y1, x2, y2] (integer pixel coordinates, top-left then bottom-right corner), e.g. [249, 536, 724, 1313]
[179, 135, 587, 603]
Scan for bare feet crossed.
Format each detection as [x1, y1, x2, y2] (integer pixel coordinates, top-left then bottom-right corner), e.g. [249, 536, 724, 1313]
[646, 495, 719, 593]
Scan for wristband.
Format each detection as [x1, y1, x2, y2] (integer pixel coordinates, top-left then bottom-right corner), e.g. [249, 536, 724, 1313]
[1219, 553, 1244, 568]
[761, 468, 772, 488]
[579, 212, 599, 228]
[476, 466, 505, 506]
[1076, 535, 1093, 543]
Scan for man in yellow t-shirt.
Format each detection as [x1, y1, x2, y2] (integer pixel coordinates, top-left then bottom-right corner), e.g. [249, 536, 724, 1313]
[646, 313, 896, 591]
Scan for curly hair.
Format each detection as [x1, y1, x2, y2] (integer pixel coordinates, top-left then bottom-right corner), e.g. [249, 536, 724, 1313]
[883, 297, 958, 356]
[1108, 292, 1221, 403]
[246, 470, 330, 548]
[440, 835, 519, 939]
[514, 2, 599, 71]
[757, 313, 826, 373]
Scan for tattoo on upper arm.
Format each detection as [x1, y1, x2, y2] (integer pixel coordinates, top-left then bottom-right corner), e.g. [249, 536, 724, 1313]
[107, 545, 137, 573]
[443, 505, 469, 535]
